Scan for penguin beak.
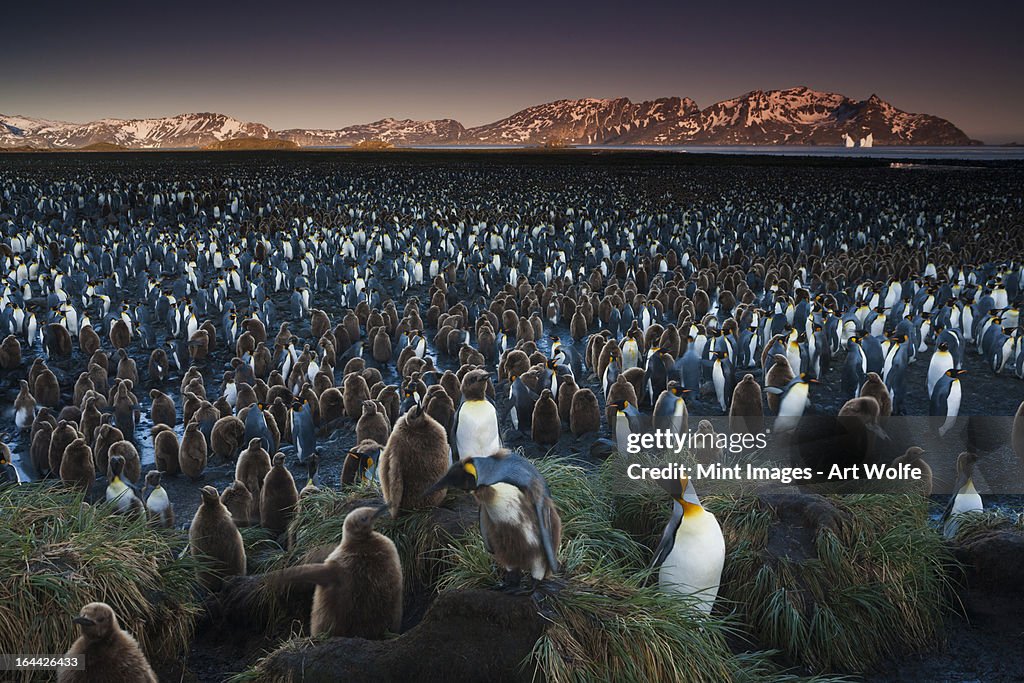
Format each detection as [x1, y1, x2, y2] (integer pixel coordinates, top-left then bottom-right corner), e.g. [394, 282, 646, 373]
[73, 616, 95, 627]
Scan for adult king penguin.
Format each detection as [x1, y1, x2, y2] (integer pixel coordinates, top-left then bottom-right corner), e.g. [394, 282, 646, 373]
[429, 450, 561, 593]
[650, 476, 725, 615]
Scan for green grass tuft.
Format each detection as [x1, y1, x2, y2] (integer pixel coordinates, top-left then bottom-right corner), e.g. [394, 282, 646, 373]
[0, 484, 202, 679]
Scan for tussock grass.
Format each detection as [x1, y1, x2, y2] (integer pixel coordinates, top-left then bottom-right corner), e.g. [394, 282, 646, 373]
[599, 454, 954, 672]
[948, 508, 1024, 540]
[0, 484, 201, 677]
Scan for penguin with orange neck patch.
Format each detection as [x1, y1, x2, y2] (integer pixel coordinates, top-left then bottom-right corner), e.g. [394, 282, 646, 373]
[428, 450, 561, 595]
[650, 476, 725, 615]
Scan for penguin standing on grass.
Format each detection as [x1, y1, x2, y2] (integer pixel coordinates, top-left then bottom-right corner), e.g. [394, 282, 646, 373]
[650, 476, 725, 615]
[428, 450, 561, 594]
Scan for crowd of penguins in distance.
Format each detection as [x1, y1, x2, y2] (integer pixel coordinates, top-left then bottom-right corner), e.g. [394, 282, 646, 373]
[0, 159, 1023, 682]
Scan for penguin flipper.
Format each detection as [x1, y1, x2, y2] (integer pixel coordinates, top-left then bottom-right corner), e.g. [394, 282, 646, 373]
[530, 487, 560, 574]
[450, 409, 461, 462]
[938, 493, 957, 527]
[764, 386, 784, 395]
[267, 562, 343, 588]
[649, 502, 684, 571]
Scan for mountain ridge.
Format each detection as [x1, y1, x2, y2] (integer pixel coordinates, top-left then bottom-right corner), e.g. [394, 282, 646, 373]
[0, 87, 976, 148]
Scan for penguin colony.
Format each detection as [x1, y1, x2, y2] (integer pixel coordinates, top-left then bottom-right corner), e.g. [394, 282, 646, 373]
[0, 155, 1022, 675]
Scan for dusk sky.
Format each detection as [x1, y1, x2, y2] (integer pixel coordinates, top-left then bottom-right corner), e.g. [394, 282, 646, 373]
[4, 0, 1022, 142]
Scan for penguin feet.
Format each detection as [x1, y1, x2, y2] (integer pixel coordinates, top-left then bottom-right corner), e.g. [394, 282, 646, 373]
[531, 576, 566, 598]
[497, 569, 524, 593]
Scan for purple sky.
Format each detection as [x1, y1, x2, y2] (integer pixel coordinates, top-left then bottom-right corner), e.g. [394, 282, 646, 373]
[3, 0, 1022, 142]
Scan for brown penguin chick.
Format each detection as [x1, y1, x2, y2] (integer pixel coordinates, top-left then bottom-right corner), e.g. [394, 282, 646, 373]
[604, 375, 638, 429]
[234, 382, 258, 412]
[1014, 400, 1024, 465]
[0, 334, 22, 369]
[14, 379, 36, 430]
[57, 602, 157, 683]
[31, 406, 58, 441]
[110, 382, 138, 446]
[107, 441, 141, 484]
[188, 329, 211, 361]
[343, 372, 371, 419]
[108, 318, 131, 350]
[531, 389, 561, 446]
[379, 405, 450, 517]
[34, 366, 61, 409]
[59, 404, 83, 425]
[729, 374, 765, 435]
[149, 389, 176, 428]
[181, 391, 203, 427]
[242, 316, 267, 345]
[31, 421, 54, 476]
[87, 362, 108, 394]
[692, 419, 724, 463]
[78, 324, 101, 357]
[73, 372, 95, 408]
[200, 320, 218, 353]
[262, 505, 402, 639]
[556, 375, 578, 424]
[214, 395, 233, 418]
[261, 453, 299, 535]
[569, 388, 602, 436]
[622, 366, 646, 407]
[269, 396, 291, 443]
[29, 357, 48, 390]
[150, 424, 181, 476]
[189, 485, 246, 591]
[310, 309, 331, 341]
[859, 372, 893, 418]
[316, 387, 344, 428]
[143, 470, 175, 529]
[180, 421, 208, 480]
[116, 349, 138, 387]
[424, 386, 455, 432]
[48, 420, 79, 478]
[569, 309, 588, 341]
[79, 395, 102, 442]
[91, 423, 124, 475]
[180, 366, 204, 398]
[372, 328, 393, 364]
[211, 414, 246, 461]
[356, 400, 391, 445]
[60, 437, 95, 492]
[236, 437, 272, 524]
[221, 479, 254, 528]
[764, 354, 795, 414]
[892, 446, 933, 496]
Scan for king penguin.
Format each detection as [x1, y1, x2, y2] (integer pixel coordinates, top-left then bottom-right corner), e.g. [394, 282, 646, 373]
[452, 368, 501, 460]
[649, 476, 725, 615]
[428, 450, 561, 593]
[939, 451, 983, 538]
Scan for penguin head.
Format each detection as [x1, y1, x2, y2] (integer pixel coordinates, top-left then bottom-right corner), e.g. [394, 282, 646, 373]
[944, 368, 967, 379]
[659, 476, 703, 515]
[108, 454, 126, 482]
[73, 602, 119, 640]
[200, 485, 220, 505]
[343, 505, 390, 537]
[144, 470, 162, 488]
[428, 457, 481, 494]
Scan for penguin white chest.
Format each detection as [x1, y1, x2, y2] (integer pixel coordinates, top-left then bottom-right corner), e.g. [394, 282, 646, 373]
[659, 509, 725, 615]
[456, 400, 501, 457]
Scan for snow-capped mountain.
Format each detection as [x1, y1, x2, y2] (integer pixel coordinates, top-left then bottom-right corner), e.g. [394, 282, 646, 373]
[0, 112, 273, 149]
[277, 118, 465, 147]
[0, 88, 973, 148]
[463, 97, 699, 145]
